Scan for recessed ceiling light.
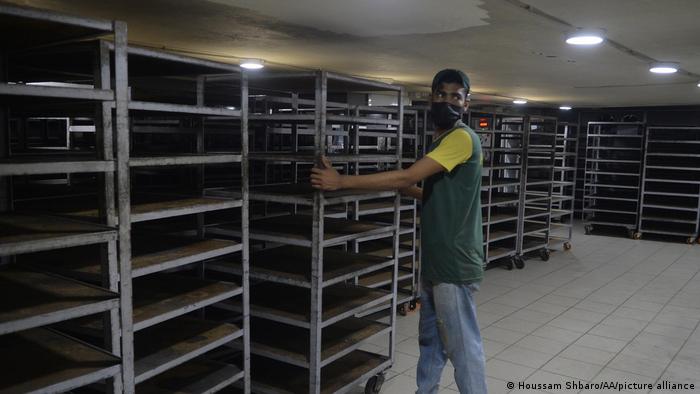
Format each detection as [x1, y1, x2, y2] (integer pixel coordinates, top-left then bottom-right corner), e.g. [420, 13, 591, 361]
[649, 62, 679, 74]
[697, 81, 700, 87]
[559, 106, 572, 110]
[513, 99, 527, 105]
[566, 28, 605, 46]
[240, 59, 264, 70]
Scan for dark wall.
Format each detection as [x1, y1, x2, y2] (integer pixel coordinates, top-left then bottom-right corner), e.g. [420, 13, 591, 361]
[577, 106, 700, 128]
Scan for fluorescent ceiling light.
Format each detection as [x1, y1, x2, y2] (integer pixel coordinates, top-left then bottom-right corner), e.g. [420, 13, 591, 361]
[566, 28, 605, 45]
[240, 59, 264, 70]
[559, 106, 572, 110]
[225, 106, 236, 110]
[649, 62, 679, 74]
[513, 99, 527, 104]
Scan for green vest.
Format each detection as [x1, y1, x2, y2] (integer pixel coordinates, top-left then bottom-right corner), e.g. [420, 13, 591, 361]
[421, 122, 484, 284]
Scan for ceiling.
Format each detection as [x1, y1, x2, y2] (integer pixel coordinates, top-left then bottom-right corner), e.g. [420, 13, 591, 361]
[5, 0, 700, 107]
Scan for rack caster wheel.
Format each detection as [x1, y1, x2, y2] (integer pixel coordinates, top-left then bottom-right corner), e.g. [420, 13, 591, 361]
[504, 259, 514, 270]
[365, 373, 385, 394]
[409, 299, 418, 311]
[632, 232, 641, 240]
[398, 303, 408, 316]
[511, 256, 525, 270]
[563, 242, 572, 251]
[584, 225, 593, 235]
[539, 249, 550, 262]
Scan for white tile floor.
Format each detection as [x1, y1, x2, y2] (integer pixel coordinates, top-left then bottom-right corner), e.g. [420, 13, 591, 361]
[350, 226, 700, 393]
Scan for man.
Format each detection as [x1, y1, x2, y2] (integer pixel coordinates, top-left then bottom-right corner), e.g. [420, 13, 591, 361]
[311, 69, 486, 394]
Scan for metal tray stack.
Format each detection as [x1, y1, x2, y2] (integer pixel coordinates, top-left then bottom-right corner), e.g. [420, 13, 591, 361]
[1, 4, 127, 393]
[407, 104, 432, 287]
[2, 4, 251, 392]
[583, 122, 645, 238]
[637, 126, 700, 243]
[520, 116, 557, 262]
[574, 121, 588, 219]
[118, 45, 249, 393]
[411, 105, 434, 157]
[207, 71, 402, 394]
[471, 111, 525, 270]
[352, 107, 420, 317]
[550, 122, 578, 250]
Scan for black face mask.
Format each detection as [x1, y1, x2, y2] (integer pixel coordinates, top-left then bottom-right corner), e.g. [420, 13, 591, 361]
[431, 102, 464, 130]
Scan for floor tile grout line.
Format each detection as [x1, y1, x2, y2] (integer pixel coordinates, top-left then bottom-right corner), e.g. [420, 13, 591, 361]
[578, 244, 696, 393]
[483, 241, 652, 391]
[487, 240, 684, 391]
[483, 239, 643, 351]
[648, 269, 700, 388]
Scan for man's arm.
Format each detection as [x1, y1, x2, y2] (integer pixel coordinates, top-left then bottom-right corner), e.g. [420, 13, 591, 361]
[399, 185, 423, 200]
[310, 155, 443, 192]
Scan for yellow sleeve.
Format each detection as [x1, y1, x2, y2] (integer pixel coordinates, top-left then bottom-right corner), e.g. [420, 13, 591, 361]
[426, 129, 473, 172]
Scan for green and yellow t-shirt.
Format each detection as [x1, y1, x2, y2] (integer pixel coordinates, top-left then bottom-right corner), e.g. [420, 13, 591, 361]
[422, 122, 484, 284]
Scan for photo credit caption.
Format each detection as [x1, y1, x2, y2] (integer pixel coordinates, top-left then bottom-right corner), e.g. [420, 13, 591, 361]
[507, 380, 696, 391]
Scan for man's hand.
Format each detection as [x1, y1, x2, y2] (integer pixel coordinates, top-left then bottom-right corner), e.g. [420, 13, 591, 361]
[311, 156, 343, 191]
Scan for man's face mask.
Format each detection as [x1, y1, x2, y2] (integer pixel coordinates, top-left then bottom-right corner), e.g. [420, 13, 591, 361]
[431, 101, 464, 130]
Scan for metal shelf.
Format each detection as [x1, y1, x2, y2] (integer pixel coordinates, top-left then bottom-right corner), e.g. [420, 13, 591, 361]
[587, 134, 642, 138]
[127, 101, 242, 117]
[130, 154, 242, 167]
[483, 193, 520, 207]
[134, 317, 242, 384]
[131, 197, 242, 223]
[485, 213, 519, 226]
[485, 244, 517, 262]
[639, 213, 697, 224]
[587, 146, 640, 151]
[0, 83, 113, 101]
[487, 229, 518, 243]
[639, 222, 698, 237]
[358, 267, 414, 288]
[0, 269, 118, 335]
[221, 283, 391, 329]
[585, 213, 638, 226]
[249, 152, 398, 163]
[0, 213, 117, 256]
[248, 318, 389, 368]
[523, 206, 550, 218]
[208, 184, 395, 206]
[246, 351, 390, 394]
[213, 215, 394, 247]
[207, 246, 393, 288]
[521, 235, 548, 254]
[0, 328, 120, 393]
[356, 200, 414, 215]
[26, 237, 241, 280]
[550, 209, 570, 219]
[133, 239, 242, 278]
[138, 359, 243, 394]
[132, 274, 242, 331]
[359, 238, 413, 259]
[0, 157, 115, 176]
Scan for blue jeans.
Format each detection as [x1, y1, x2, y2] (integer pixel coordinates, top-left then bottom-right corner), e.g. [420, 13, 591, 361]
[416, 280, 487, 394]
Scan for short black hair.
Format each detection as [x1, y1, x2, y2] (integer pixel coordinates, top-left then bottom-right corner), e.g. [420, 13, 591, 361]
[432, 69, 470, 94]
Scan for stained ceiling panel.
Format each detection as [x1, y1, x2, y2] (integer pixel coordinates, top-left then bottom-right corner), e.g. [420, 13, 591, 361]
[6, 0, 700, 106]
